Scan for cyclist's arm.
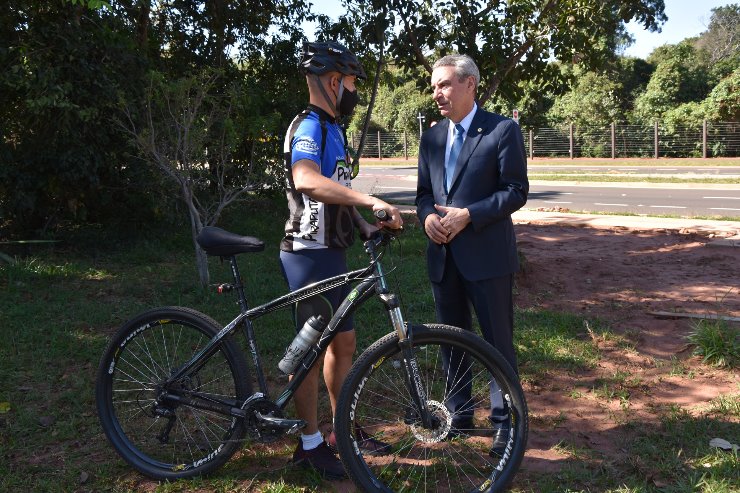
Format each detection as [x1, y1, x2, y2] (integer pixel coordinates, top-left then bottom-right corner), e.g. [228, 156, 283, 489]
[293, 159, 374, 207]
[292, 160, 402, 228]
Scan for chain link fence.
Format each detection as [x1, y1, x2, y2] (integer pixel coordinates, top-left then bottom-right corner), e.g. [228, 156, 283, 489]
[350, 121, 739, 159]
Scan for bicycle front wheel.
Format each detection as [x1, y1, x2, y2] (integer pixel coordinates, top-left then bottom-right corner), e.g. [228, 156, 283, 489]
[95, 307, 252, 480]
[335, 324, 528, 492]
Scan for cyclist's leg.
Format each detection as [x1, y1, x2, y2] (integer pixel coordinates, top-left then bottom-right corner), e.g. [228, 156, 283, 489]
[324, 329, 356, 414]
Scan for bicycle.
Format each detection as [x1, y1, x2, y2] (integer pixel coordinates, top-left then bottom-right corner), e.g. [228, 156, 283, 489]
[95, 214, 529, 492]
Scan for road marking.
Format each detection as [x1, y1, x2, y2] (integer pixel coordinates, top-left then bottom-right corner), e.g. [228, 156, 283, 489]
[663, 168, 677, 171]
[649, 205, 687, 209]
[703, 196, 740, 200]
[543, 201, 572, 204]
[594, 203, 628, 206]
[709, 207, 740, 211]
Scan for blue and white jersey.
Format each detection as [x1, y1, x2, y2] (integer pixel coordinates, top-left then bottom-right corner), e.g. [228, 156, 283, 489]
[281, 105, 355, 251]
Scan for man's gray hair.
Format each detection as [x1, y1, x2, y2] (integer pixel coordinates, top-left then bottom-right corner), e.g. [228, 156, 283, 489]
[433, 54, 480, 88]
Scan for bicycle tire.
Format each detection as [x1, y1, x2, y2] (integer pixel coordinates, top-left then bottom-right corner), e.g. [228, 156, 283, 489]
[95, 306, 252, 480]
[335, 324, 528, 492]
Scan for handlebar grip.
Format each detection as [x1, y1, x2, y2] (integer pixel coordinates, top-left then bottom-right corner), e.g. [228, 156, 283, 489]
[374, 209, 389, 221]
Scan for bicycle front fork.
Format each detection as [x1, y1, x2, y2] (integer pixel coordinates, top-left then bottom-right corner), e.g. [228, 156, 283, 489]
[382, 296, 435, 429]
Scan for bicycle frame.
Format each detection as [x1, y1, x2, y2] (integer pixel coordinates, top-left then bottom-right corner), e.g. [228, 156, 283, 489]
[161, 234, 418, 419]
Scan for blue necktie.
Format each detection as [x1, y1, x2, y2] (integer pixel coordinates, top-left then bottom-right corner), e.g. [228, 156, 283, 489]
[446, 123, 465, 192]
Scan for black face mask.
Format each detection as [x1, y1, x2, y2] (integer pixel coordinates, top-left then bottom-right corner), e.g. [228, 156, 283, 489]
[338, 88, 359, 117]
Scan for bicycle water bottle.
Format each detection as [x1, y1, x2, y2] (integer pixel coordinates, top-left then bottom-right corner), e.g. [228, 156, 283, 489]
[278, 315, 326, 375]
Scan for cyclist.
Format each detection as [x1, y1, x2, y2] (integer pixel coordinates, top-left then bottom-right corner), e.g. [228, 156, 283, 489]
[280, 40, 402, 479]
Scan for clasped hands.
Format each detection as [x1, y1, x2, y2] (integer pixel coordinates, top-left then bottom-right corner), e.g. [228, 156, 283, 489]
[424, 204, 471, 244]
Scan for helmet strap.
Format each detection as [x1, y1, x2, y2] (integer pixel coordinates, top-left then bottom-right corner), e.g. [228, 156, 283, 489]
[335, 77, 346, 117]
[313, 74, 338, 119]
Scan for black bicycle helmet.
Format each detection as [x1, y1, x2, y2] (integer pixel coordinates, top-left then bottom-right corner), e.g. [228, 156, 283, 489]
[298, 41, 367, 80]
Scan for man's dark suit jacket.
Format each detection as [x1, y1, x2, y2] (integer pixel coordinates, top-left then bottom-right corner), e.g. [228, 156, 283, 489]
[416, 108, 529, 283]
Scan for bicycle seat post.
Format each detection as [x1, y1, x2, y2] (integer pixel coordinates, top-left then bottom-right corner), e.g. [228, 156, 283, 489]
[225, 254, 269, 396]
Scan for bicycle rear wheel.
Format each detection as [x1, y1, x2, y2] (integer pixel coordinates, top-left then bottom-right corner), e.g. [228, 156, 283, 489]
[335, 324, 528, 492]
[95, 307, 252, 480]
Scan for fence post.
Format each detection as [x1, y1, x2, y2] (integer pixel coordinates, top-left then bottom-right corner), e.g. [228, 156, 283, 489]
[703, 120, 708, 158]
[654, 121, 659, 159]
[403, 131, 408, 160]
[378, 131, 382, 160]
[611, 122, 616, 159]
[569, 123, 574, 159]
[529, 129, 534, 159]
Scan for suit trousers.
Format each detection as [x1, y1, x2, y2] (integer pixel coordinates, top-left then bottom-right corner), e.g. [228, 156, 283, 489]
[431, 247, 517, 422]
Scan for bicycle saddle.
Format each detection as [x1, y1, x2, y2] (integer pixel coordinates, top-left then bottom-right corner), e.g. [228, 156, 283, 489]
[196, 226, 265, 256]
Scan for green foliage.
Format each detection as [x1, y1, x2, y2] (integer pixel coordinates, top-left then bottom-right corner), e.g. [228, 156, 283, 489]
[349, 70, 436, 134]
[687, 319, 739, 369]
[633, 42, 711, 122]
[547, 70, 623, 128]
[336, 0, 666, 106]
[0, 1, 311, 237]
[693, 4, 740, 81]
[0, 2, 155, 233]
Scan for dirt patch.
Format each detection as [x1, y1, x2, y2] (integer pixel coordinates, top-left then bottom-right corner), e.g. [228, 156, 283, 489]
[513, 223, 739, 478]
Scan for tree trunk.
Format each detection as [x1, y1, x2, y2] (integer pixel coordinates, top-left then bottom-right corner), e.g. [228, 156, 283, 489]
[183, 184, 209, 287]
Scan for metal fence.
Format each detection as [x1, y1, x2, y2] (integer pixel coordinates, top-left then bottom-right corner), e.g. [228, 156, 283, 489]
[350, 121, 739, 159]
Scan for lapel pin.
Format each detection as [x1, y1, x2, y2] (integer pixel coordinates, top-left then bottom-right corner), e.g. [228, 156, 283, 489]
[477, 128, 482, 133]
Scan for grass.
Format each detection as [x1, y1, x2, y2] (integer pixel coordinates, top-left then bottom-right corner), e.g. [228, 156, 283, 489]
[1, 195, 737, 492]
[687, 319, 739, 369]
[528, 173, 740, 184]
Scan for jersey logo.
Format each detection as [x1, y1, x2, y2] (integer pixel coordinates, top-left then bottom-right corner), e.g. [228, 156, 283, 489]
[294, 137, 320, 156]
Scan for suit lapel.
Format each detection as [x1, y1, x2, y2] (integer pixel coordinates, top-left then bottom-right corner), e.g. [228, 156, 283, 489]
[431, 120, 450, 192]
[449, 111, 486, 195]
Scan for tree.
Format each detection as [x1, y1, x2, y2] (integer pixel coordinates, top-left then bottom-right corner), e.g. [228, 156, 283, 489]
[633, 42, 711, 122]
[332, 0, 666, 107]
[123, 71, 261, 287]
[547, 70, 623, 128]
[694, 4, 739, 71]
[0, 1, 156, 233]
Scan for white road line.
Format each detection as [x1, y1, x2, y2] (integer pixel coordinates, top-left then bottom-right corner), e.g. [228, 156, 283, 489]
[649, 205, 687, 209]
[594, 203, 628, 206]
[663, 168, 677, 170]
[543, 201, 572, 204]
[709, 207, 740, 211]
[703, 196, 740, 200]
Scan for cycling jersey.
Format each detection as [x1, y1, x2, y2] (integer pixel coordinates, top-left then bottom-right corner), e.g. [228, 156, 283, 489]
[281, 105, 355, 251]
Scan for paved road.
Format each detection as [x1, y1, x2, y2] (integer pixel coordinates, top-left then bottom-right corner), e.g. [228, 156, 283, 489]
[353, 166, 740, 217]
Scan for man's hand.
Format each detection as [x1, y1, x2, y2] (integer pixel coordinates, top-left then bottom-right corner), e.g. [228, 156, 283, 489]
[424, 213, 448, 245]
[435, 204, 471, 242]
[372, 201, 403, 229]
[358, 220, 379, 241]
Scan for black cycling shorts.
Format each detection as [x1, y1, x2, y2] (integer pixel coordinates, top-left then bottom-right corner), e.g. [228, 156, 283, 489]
[279, 248, 354, 333]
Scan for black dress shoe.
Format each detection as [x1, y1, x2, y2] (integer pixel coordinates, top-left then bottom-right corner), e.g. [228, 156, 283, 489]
[489, 414, 511, 457]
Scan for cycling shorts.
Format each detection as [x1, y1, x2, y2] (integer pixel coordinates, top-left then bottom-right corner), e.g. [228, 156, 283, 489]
[279, 248, 354, 333]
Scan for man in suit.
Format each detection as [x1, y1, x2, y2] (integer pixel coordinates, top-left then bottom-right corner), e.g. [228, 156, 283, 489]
[415, 54, 528, 455]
